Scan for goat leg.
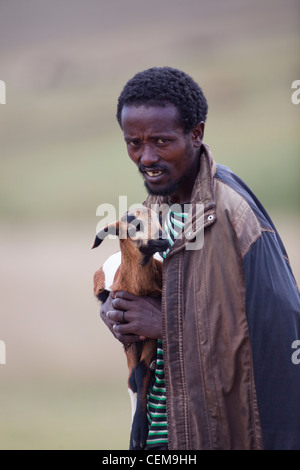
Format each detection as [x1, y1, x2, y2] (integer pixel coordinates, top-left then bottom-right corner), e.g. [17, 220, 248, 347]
[126, 339, 157, 450]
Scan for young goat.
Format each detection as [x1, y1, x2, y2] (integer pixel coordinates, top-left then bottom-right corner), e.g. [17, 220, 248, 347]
[92, 206, 169, 450]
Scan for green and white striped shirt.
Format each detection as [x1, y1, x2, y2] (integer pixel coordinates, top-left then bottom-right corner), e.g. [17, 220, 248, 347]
[146, 205, 188, 449]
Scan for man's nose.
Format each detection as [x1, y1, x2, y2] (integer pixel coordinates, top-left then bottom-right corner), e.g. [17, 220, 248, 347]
[140, 144, 159, 167]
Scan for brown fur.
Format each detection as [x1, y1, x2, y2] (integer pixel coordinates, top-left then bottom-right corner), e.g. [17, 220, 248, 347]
[93, 267, 105, 298]
[92, 207, 168, 449]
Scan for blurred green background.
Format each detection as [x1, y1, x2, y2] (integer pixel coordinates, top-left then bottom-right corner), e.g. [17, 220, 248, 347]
[0, 0, 299, 450]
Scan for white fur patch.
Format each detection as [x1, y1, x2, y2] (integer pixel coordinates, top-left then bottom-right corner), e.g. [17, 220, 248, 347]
[102, 251, 121, 291]
[102, 250, 162, 291]
[153, 252, 163, 262]
[128, 388, 137, 424]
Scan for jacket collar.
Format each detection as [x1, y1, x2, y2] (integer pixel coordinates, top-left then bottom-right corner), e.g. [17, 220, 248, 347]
[190, 143, 217, 227]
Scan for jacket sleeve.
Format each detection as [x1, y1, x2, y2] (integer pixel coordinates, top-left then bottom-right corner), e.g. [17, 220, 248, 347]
[243, 229, 300, 449]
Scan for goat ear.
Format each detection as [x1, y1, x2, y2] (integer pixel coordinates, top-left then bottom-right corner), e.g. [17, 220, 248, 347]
[91, 221, 119, 249]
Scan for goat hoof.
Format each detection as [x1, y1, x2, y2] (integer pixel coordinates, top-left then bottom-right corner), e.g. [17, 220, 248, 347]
[129, 438, 142, 451]
[129, 437, 145, 450]
[129, 416, 148, 450]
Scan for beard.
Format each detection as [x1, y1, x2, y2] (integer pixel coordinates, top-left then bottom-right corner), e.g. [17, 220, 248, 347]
[142, 157, 199, 198]
[144, 174, 182, 197]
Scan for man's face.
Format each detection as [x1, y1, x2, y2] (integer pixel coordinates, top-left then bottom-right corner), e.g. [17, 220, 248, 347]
[121, 104, 204, 203]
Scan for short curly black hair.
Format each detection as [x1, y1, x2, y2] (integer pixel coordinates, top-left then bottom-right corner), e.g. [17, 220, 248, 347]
[116, 67, 208, 133]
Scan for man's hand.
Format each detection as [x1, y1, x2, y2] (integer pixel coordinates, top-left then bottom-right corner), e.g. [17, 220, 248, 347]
[100, 291, 162, 344]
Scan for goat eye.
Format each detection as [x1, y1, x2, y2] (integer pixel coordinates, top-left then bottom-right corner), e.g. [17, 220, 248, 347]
[128, 225, 136, 238]
[128, 221, 143, 237]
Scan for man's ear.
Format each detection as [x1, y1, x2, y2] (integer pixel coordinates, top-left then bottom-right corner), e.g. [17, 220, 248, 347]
[191, 122, 205, 147]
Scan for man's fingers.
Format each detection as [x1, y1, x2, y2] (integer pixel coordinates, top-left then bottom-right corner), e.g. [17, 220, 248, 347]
[112, 327, 141, 344]
[106, 309, 127, 323]
[111, 297, 133, 312]
[114, 291, 139, 301]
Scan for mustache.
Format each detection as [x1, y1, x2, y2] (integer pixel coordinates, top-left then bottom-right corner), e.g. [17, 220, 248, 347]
[138, 163, 169, 173]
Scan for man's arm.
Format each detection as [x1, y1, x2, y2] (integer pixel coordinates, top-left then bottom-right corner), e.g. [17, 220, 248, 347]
[244, 230, 300, 449]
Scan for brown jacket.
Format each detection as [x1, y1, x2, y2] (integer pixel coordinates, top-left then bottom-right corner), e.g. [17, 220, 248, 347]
[144, 144, 300, 450]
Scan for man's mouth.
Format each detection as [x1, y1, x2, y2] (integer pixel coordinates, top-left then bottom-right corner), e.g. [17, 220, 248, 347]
[144, 169, 165, 177]
[139, 164, 168, 180]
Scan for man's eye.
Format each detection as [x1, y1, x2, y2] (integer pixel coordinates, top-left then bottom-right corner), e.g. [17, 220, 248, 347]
[128, 140, 140, 147]
[156, 138, 169, 145]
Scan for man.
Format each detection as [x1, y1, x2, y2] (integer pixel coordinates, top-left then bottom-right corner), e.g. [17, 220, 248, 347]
[99, 67, 300, 450]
